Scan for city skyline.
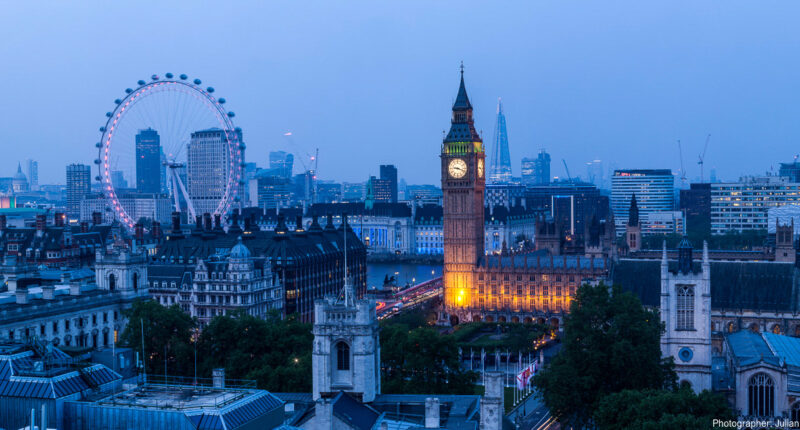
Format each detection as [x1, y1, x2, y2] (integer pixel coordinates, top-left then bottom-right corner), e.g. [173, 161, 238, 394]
[4, 2, 800, 186]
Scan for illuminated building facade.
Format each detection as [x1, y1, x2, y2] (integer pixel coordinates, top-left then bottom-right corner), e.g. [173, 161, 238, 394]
[440, 69, 609, 325]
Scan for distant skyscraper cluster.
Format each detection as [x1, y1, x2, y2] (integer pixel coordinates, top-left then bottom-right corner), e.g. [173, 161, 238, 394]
[521, 150, 550, 185]
[25, 159, 38, 191]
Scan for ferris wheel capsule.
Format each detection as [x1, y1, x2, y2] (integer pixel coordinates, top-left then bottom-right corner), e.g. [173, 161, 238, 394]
[137, 80, 146, 86]
[125, 88, 133, 94]
[114, 99, 122, 105]
[206, 87, 214, 93]
[94, 159, 101, 165]
[95, 176, 102, 181]
[179, 74, 188, 80]
[193, 79, 202, 85]
[227, 112, 235, 118]
[239, 143, 246, 150]
[151, 74, 159, 81]
[99, 127, 106, 132]
[165, 73, 174, 79]
[105, 112, 112, 118]
[218, 98, 226, 104]
[234, 127, 242, 132]
[95, 142, 101, 148]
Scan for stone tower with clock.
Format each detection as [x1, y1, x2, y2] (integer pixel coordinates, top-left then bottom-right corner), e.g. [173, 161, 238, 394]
[441, 66, 485, 324]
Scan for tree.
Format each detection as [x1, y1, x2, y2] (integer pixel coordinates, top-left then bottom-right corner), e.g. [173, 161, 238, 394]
[381, 323, 478, 395]
[120, 299, 196, 377]
[593, 387, 734, 430]
[196, 311, 313, 392]
[532, 283, 676, 427]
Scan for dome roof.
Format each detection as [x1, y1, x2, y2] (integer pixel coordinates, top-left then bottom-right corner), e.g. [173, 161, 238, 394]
[13, 164, 27, 182]
[230, 237, 251, 259]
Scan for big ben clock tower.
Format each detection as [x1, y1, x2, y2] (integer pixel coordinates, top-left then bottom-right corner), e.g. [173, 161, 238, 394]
[441, 65, 485, 324]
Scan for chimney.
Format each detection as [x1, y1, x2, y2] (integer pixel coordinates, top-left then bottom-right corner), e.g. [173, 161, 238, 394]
[92, 211, 102, 226]
[134, 223, 144, 241]
[80, 221, 89, 233]
[0, 214, 5, 233]
[35, 214, 46, 235]
[214, 214, 222, 230]
[380, 422, 388, 430]
[480, 372, 504, 430]
[425, 398, 440, 428]
[61, 271, 72, 283]
[203, 212, 212, 231]
[54, 212, 65, 227]
[42, 285, 55, 300]
[6, 273, 17, 293]
[69, 282, 81, 296]
[295, 215, 304, 232]
[212, 368, 226, 388]
[171, 212, 181, 232]
[15, 288, 28, 305]
[152, 221, 162, 239]
[195, 215, 202, 230]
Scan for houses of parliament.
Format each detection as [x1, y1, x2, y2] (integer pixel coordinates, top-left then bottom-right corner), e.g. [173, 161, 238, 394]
[440, 69, 610, 326]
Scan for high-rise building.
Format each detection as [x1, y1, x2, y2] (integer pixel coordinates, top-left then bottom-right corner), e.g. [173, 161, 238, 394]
[611, 169, 675, 235]
[489, 98, 512, 184]
[66, 163, 91, 218]
[342, 182, 366, 202]
[25, 159, 38, 191]
[111, 170, 128, 190]
[187, 128, 243, 215]
[710, 176, 800, 234]
[379, 164, 398, 203]
[586, 159, 604, 189]
[135, 128, 162, 194]
[521, 150, 550, 185]
[367, 176, 392, 203]
[269, 151, 294, 178]
[252, 171, 292, 210]
[780, 161, 800, 182]
[680, 183, 711, 236]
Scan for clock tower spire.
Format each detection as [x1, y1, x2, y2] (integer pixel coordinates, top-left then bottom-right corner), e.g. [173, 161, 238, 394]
[441, 64, 485, 324]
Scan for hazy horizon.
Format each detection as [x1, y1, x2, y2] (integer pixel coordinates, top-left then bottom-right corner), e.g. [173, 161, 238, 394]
[2, 1, 800, 186]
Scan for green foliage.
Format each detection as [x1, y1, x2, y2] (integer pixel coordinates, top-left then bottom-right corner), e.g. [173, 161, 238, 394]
[593, 387, 734, 430]
[532, 283, 676, 427]
[121, 299, 196, 376]
[381, 322, 478, 395]
[197, 311, 313, 392]
[120, 300, 313, 393]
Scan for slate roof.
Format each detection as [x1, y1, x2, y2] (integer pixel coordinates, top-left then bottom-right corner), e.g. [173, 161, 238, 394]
[307, 202, 412, 218]
[332, 392, 380, 430]
[611, 259, 800, 313]
[479, 253, 607, 270]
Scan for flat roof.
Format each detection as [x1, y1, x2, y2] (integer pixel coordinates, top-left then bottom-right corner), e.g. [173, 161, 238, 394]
[97, 384, 255, 410]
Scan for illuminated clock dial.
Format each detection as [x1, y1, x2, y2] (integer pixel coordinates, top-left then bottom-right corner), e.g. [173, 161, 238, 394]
[477, 159, 484, 178]
[448, 158, 467, 178]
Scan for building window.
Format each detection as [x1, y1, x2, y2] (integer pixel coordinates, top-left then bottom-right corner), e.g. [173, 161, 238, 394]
[791, 402, 800, 423]
[748, 373, 774, 417]
[676, 285, 694, 330]
[336, 341, 350, 371]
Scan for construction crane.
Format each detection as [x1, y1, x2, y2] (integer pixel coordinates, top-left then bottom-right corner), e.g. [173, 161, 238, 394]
[562, 159, 572, 182]
[698, 134, 711, 183]
[283, 132, 319, 204]
[677, 140, 687, 187]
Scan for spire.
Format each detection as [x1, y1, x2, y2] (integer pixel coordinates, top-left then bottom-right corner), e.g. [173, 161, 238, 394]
[627, 194, 639, 227]
[703, 240, 709, 265]
[489, 96, 512, 183]
[453, 62, 472, 111]
[661, 240, 668, 266]
[17, 163, 22, 174]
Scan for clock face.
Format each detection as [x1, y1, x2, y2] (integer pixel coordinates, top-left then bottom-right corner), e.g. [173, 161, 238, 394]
[477, 159, 484, 178]
[448, 158, 467, 178]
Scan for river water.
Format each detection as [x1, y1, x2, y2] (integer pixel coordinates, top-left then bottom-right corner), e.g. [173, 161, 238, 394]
[366, 262, 442, 290]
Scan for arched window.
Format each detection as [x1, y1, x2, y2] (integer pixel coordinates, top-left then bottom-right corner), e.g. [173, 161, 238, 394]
[108, 273, 116, 291]
[133, 273, 139, 291]
[336, 341, 350, 371]
[728, 321, 735, 333]
[792, 402, 800, 423]
[748, 373, 775, 417]
[772, 324, 782, 335]
[676, 285, 694, 330]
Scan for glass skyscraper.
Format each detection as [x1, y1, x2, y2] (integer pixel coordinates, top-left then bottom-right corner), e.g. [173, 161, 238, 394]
[135, 128, 162, 194]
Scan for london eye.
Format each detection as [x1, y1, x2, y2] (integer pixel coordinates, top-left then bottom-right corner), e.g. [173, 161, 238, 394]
[94, 74, 244, 229]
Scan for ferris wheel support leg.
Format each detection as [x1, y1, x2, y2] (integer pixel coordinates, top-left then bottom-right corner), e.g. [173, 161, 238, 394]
[169, 167, 197, 221]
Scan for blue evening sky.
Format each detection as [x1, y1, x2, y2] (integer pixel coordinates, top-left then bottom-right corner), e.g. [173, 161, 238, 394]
[1, 1, 799, 185]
